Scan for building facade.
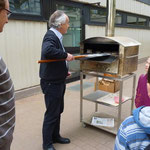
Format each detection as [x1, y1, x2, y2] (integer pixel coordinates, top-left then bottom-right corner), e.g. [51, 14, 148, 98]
[0, 0, 150, 91]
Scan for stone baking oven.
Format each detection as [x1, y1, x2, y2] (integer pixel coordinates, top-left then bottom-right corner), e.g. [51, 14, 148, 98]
[80, 36, 140, 76]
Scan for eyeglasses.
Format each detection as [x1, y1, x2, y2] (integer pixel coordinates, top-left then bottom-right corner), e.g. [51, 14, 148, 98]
[4, 8, 12, 18]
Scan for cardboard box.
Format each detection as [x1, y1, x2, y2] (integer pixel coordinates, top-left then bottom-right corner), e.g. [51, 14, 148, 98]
[95, 79, 120, 93]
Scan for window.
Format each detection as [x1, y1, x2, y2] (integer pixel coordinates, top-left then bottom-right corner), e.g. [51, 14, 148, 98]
[10, 0, 41, 15]
[137, 17, 147, 26]
[55, 3, 83, 81]
[127, 15, 148, 27]
[136, 0, 150, 5]
[87, 6, 149, 29]
[149, 20, 150, 27]
[115, 13, 122, 24]
[90, 8, 122, 25]
[56, 4, 82, 47]
[127, 15, 137, 25]
[90, 8, 107, 23]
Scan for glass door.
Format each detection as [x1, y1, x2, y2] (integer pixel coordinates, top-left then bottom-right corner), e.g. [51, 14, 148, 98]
[56, 4, 82, 47]
[56, 2, 83, 82]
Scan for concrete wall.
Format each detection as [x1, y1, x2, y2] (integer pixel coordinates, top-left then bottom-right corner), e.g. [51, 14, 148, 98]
[74, 0, 150, 16]
[0, 20, 47, 90]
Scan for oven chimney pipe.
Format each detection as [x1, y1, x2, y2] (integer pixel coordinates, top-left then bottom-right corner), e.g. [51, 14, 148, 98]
[105, 0, 116, 37]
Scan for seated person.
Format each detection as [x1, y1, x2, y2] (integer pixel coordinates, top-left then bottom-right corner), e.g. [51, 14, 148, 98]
[114, 106, 150, 150]
[135, 57, 150, 107]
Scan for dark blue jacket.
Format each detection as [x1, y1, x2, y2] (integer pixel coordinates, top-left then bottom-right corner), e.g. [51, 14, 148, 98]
[39, 30, 68, 83]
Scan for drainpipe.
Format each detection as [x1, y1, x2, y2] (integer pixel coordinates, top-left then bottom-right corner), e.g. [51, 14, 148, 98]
[105, 0, 116, 37]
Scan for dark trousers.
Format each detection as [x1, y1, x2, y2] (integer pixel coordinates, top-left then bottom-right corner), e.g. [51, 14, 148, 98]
[0, 138, 12, 150]
[40, 79, 66, 149]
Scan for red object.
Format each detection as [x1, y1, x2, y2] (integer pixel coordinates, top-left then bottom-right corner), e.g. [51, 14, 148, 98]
[67, 72, 71, 77]
[38, 55, 86, 63]
[114, 96, 124, 104]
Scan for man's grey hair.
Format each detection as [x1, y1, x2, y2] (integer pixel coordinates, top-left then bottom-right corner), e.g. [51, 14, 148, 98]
[49, 10, 67, 28]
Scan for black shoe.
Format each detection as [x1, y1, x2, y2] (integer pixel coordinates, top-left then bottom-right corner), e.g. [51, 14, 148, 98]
[53, 137, 70, 144]
[43, 144, 56, 150]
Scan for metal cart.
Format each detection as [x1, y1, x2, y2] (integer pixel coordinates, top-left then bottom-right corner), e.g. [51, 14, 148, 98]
[80, 71, 136, 135]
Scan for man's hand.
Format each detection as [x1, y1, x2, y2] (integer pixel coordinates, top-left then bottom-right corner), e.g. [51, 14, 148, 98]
[66, 53, 74, 61]
[67, 72, 71, 78]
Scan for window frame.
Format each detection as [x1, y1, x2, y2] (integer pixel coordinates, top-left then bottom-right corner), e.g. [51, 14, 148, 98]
[86, 4, 150, 30]
[9, 0, 45, 21]
[86, 5, 123, 26]
[148, 18, 150, 27]
[137, 17, 147, 26]
[124, 12, 149, 29]
[89, 6, 107, 25]
[53, 0, 84, 54]
[85, 5, 106, 26]
[115, 12, 123, 25]
[136, 0, 150, 5]
[126, 14, 138, 26]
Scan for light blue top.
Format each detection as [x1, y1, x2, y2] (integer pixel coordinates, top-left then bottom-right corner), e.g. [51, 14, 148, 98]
[115, 106, 150, 150]
[50, 27, 63, 44]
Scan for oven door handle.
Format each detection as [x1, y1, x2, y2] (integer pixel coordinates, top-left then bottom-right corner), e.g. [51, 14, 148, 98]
[125, 54, 138, 59]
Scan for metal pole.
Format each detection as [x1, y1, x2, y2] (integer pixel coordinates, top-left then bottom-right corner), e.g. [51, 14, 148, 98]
[80, 71, 83, 122]
[95, 76, 98, 112]
[117, 79, 123, 129]
[105, 0, 116, 37]
[131, 74, 136, 114]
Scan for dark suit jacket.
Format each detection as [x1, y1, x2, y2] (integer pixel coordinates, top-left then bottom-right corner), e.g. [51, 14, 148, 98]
[39, 30, 68, 83]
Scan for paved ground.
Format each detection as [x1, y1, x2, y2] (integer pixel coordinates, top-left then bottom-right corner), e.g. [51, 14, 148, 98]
[11, 61, 145, 150]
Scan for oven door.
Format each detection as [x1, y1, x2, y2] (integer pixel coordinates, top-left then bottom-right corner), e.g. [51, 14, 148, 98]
[80, 55, 119, 74]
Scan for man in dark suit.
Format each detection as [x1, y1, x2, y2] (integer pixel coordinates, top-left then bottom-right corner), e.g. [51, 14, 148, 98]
[40, 10, 74, 150]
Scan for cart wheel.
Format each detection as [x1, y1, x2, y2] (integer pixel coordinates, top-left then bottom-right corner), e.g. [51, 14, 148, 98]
[82, 123, 86, 128]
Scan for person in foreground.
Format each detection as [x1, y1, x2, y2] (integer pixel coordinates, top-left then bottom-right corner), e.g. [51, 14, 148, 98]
[39, 10, 74, 150]
[114, 106, 150, 150]
[135, 57, 150, 107]
[0, 0, 15, 150]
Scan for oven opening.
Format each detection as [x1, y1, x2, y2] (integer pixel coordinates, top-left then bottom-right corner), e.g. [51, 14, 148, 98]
[84, 43, 119, 54]
[87, 55, 118, 64]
